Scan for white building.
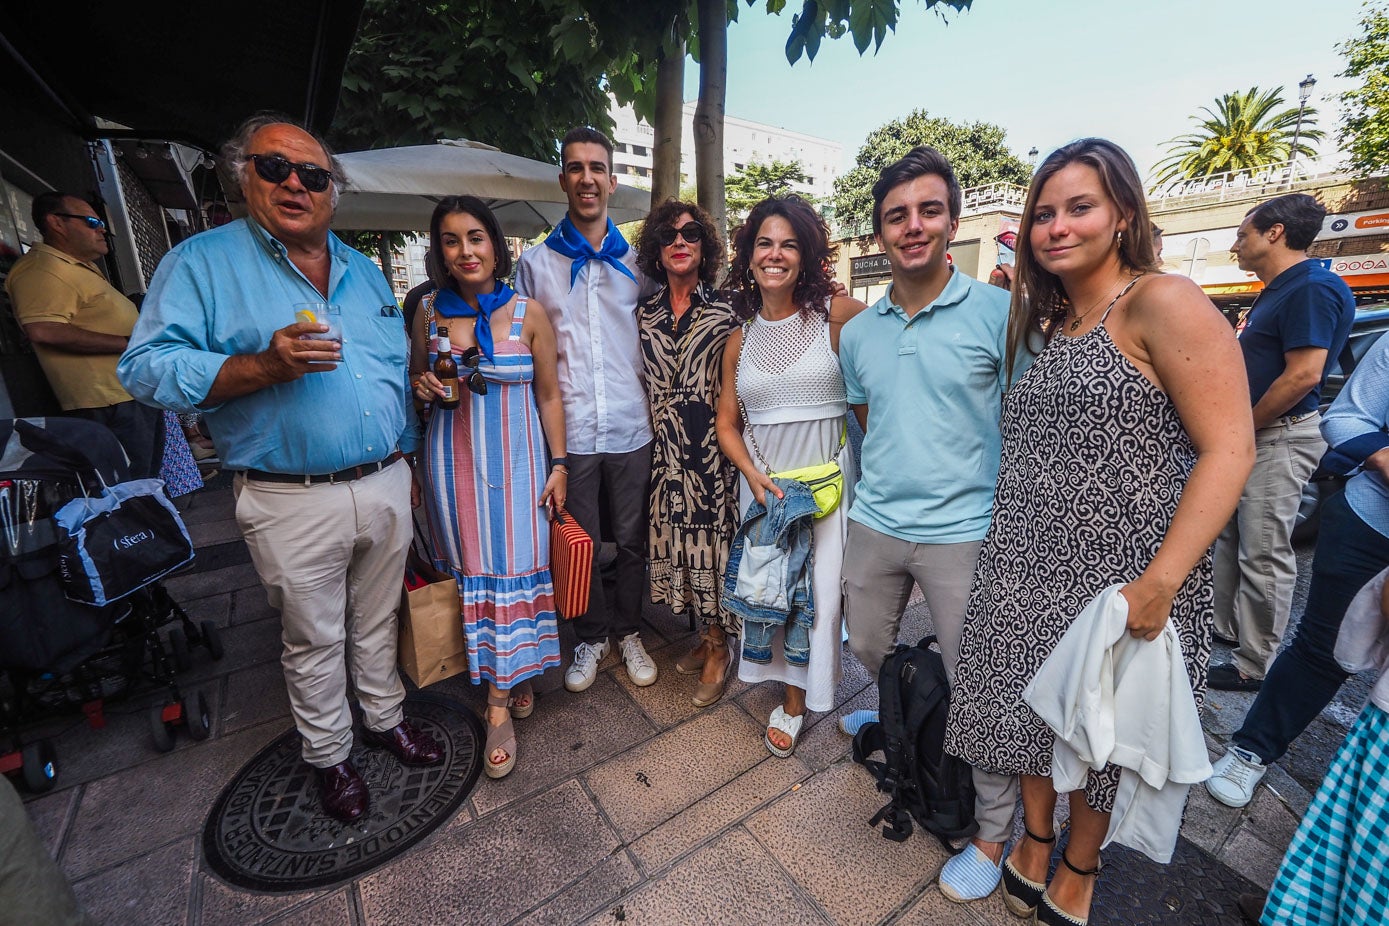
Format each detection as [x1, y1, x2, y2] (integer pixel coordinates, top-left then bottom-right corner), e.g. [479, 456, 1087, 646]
[608, 97, 842, 205]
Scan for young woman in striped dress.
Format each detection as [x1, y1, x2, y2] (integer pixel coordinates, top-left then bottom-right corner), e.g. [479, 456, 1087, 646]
[410, 196, 567, 780]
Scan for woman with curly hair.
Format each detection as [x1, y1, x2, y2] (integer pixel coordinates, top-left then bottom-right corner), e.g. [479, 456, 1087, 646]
[715, 195, 866, 756]
[635, 200, 741, 707]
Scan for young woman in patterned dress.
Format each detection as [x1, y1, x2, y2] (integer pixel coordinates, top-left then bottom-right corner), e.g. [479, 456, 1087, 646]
[943, 140, 1254, 924]
[410, 196, 567, 780]
[634, 200, 741, 707]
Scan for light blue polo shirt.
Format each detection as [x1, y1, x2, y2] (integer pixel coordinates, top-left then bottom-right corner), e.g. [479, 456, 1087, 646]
[839, 269, 1019, 544]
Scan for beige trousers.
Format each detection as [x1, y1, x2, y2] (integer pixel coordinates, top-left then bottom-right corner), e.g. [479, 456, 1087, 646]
[842, 519, 1018, 843]
[1213, 413, 1325, 679]
[234, 460, 412, 767]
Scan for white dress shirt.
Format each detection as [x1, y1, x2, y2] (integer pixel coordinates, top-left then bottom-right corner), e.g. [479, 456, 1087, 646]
[515, 233, 655, 455]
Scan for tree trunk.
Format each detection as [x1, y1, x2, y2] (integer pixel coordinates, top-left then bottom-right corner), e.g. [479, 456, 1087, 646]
[378, 234, 395, 290]
[694, 0, 727, 240]
[650, 44, 685, 209]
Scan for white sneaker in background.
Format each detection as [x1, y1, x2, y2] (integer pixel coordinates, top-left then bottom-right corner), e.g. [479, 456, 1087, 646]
[1205, 746, 1267, 808]
[619, 632, 657, 687]
[564, 639, 610, 692]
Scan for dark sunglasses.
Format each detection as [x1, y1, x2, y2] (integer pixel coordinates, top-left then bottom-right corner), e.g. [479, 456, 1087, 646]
[248, 154, 334, 193]
[459, 345, 487, 396]
[56, 213, 107, 231]
[658, 222, 705, 247]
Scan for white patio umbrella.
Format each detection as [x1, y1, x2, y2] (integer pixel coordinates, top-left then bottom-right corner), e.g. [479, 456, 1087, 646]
[331, 139, 649, 237]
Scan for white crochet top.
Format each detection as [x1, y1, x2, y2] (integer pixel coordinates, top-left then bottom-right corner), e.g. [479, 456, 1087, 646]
[736, 309, 847, 425]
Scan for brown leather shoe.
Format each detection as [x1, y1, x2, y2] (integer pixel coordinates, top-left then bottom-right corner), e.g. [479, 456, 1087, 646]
[316, 761, 369, 822]
[362, 720, 444, 766]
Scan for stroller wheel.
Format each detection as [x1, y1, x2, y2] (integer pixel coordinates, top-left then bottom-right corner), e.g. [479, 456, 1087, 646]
[21, 741, 58, 793]
[183, 691, 211, 741]
[149, 703, 177, 752]
[168, 627, 191, 672]
[200, 621, 224, 661]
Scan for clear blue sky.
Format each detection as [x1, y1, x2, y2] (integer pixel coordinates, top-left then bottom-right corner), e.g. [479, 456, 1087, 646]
[683, 0, 1365, 181]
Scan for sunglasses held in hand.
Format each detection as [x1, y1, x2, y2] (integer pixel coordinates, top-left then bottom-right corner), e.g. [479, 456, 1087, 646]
[248, 154, 335, 193]
[657, 222, 705, 247]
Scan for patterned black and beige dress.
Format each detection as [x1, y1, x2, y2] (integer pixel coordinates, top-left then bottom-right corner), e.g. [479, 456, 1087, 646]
[944, 292, 1214, 812]
[638, 283, 740, 632]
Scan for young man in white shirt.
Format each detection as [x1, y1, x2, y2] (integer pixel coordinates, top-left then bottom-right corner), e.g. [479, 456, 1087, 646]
[515, 127, 657, 692]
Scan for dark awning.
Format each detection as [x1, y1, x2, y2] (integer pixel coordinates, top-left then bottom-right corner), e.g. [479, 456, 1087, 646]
[0, 0, 365, 152]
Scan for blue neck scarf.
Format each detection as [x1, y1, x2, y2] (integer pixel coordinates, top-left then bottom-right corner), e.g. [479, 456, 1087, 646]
[433, 280, 516, 363]
[543, 216, 637, 289]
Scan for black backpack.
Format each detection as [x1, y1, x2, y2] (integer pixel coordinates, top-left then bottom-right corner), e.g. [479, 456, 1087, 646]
[852, 635, 979, 850]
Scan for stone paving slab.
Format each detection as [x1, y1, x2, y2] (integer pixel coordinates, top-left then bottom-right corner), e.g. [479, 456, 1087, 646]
[745, 760, 954, 926]
[357, 779, 622, 926]
[71, 836, 195, 926]
[602, 827, 828, 925]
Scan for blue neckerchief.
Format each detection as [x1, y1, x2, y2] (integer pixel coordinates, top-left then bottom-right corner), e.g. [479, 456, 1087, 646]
[433, 281, 515, 362]
[543, 216, 637, 289]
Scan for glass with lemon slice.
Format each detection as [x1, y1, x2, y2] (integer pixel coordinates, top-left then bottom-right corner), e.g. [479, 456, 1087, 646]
[293, 302, 342, 342]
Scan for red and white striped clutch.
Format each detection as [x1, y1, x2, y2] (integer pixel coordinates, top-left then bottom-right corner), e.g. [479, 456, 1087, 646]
[549, 507, 592, 620]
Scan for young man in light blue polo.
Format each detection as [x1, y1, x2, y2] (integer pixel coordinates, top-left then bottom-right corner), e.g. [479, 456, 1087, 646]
[838, 146, 1023, 903]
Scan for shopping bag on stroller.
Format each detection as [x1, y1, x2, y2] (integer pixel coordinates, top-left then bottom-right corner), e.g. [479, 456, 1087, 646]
[53, 478, 194, 607]
[398, 546, 466, 688]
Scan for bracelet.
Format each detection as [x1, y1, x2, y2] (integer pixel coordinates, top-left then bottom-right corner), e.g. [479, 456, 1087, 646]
[552, 464, 569, 475]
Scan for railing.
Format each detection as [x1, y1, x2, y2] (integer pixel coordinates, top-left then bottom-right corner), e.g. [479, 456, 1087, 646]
[834, 181, 1028, 239]
[1146, 157, 1352, 209]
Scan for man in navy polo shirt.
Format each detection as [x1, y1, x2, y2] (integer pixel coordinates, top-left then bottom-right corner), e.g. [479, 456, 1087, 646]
[1210, 193, 1354, 691]
[837, 146, 1023, 903]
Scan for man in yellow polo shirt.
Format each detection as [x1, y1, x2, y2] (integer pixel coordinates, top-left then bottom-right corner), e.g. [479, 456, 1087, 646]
[5, 192, 163, 477]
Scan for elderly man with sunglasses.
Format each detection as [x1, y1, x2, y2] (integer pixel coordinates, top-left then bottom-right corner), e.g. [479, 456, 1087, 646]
[6, 192, 165, 477]
[120, 114, 441, 824]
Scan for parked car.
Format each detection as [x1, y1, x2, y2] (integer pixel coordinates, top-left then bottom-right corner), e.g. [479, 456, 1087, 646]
[1293, 302, 1389, 543]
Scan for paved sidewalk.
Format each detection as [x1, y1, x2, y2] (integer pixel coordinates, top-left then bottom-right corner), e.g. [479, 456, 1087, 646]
[13, 480, 1334, 925]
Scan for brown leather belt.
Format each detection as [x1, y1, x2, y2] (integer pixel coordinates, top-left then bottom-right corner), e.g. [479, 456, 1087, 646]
[244, 451, 404, 485]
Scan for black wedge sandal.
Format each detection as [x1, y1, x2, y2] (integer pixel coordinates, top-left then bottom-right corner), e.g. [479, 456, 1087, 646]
[1036, 851, 1103, 925]
[1000, 826, 1056, 918]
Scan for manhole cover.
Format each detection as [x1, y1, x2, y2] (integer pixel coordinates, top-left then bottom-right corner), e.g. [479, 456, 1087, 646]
[202, 692, 482, 891]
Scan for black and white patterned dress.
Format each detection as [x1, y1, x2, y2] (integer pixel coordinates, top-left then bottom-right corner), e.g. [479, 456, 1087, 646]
[944, 303, 1214, 813]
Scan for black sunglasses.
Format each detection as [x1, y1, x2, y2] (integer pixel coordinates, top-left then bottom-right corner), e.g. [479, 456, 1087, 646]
[658, 222, 705, 247]
[248, 154, 334, 193]
[56, 213, 107, 231]
[459, 345, 487, 396]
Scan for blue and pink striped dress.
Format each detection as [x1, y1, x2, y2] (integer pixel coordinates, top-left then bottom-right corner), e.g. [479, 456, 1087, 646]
[421, 294, 560, 688]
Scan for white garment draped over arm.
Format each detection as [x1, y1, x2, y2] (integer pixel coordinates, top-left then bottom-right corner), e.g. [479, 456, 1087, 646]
[1022, 585, 1213, 864]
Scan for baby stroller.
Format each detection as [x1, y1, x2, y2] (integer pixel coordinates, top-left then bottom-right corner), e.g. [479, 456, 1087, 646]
[0, 417, 221, 793]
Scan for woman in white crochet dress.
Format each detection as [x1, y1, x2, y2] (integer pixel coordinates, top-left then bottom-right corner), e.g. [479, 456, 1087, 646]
[715, 195, 866, 757]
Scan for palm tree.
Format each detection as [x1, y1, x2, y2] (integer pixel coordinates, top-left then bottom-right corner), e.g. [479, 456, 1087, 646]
[1152, 86, 1324, 186]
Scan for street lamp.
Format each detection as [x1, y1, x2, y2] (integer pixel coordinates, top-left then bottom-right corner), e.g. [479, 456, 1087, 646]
[1289, 73, 1316, 176]
[1028, 146, 1039, 169]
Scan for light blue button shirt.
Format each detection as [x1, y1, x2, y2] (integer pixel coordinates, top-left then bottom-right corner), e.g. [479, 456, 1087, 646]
[839, 269, 1020, 544]
[118, 218, 419, 474]
[1323, 333, 1389, 538]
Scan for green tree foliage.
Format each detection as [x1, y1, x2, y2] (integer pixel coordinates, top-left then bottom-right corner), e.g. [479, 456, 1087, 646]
[331, 0, 687, 162]
[1152, 86, 1324, 187]
[785, 0, 972, 64]
[725, 159, 812, 223]
[830, 110, 1030, 231]
[1337, 0, 1389, 177]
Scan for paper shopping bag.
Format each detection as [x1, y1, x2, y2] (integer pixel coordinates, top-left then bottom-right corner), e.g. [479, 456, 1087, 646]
[398, 549, 466, 687]
[549, 507, 592, 619]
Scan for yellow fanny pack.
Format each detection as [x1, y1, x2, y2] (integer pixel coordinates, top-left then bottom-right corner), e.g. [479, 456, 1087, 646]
[769, 450, 845, 519]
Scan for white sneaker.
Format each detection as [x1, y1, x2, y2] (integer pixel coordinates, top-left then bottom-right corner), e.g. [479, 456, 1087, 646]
[564, 639, 610, 692]
[1205, 746, 1267, 808]
[619, 632, 657, 687]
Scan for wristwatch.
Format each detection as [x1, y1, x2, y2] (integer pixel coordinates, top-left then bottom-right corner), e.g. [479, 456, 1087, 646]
[550, 456, 569, 472]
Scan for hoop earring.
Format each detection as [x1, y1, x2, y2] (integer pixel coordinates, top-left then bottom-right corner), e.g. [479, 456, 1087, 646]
[746, 267, 755, 283]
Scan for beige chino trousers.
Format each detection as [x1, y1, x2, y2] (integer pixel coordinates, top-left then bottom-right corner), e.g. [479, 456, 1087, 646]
[1213, 413, 1325, 679]
[234, 460, 412, 767]
[842, 519, 1019, 844]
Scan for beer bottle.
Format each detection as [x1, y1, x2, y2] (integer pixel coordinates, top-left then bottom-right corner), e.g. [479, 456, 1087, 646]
[434, 326, 461, 410]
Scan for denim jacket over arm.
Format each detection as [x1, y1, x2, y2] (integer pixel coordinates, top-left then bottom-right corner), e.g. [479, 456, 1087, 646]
[722, 478, 820, 666]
